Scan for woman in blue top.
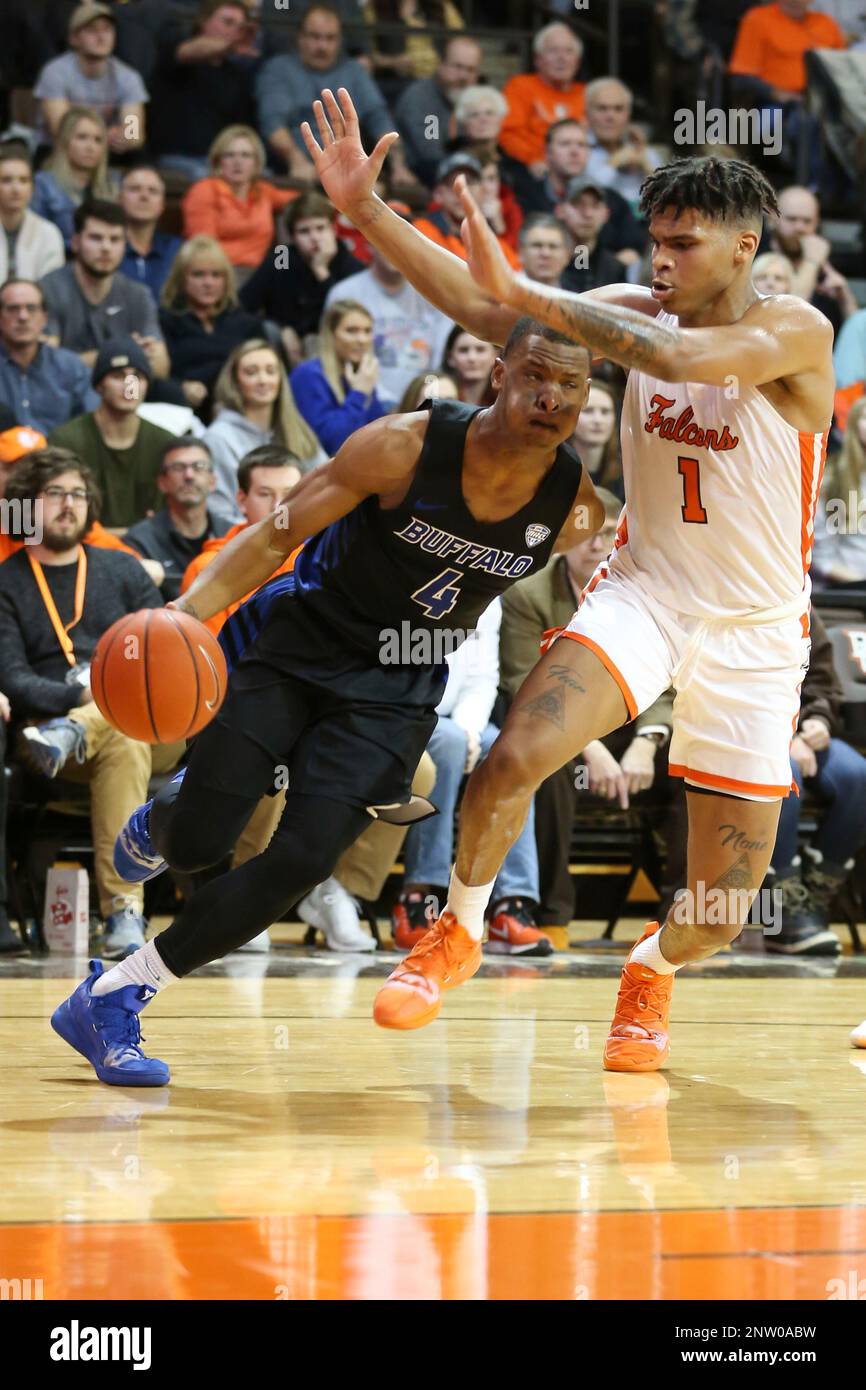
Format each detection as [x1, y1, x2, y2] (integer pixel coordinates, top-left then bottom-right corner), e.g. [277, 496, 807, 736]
[290, 299, 386, 454]
[31, 106, 116, 247]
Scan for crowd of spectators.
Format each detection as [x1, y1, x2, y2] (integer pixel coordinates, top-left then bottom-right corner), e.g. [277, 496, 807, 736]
[0, 0, 865, 960]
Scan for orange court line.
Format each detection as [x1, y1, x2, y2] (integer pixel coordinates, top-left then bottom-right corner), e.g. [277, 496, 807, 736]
[2, 1205, 864, 1301]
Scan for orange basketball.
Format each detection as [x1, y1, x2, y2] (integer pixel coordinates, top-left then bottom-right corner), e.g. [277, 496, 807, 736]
[91, 608, 228, 744]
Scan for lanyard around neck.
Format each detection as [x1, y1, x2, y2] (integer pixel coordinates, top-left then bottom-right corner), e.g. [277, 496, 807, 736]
[27, 548, 87, 667]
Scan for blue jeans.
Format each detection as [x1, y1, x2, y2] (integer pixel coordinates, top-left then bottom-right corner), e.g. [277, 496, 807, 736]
[773, 737, 866, 868]
[403, 717, 540, 905]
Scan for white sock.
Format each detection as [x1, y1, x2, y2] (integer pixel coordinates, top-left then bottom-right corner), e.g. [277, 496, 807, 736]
[92, 938, 178, 996]
[444, 870, 495, 940]
[629, 926, 680, 976]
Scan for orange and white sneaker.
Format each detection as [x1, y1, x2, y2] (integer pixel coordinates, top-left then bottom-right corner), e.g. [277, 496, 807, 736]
[373, 912, 482, 1030]
[603, 924, 674, 1073]
[851, 1019, 866, 1048]
[485, 897, 553, 957]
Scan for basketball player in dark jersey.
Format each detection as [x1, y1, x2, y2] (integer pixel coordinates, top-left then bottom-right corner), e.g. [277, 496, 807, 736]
[49, 320, 603, 1085]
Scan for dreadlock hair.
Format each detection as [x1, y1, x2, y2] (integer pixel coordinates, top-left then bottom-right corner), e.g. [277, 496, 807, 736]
[639, 156, 779, 229]
[503, 316, 591, 371]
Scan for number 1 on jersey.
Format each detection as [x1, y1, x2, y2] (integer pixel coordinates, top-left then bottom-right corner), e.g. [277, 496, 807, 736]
[678, 455, 708, 524]
[411, 567, 463, 619]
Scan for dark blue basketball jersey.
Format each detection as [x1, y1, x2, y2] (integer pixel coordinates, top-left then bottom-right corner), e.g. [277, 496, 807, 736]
[220, 399, 583, 694]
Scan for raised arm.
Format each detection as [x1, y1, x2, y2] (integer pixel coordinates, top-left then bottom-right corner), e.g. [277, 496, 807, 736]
[300, 88, 518, 345]
[175, 412, 426, 623]
[455, 177, 834, 413]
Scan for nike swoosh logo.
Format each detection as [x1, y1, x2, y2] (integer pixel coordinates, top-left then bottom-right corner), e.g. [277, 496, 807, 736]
[105, 305, 122, 314]
[198, 645, 222, 710]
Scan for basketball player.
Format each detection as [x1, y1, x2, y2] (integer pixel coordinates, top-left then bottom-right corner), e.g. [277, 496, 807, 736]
[50, 323, 602, 1084]
[300, 90, 834, 1061]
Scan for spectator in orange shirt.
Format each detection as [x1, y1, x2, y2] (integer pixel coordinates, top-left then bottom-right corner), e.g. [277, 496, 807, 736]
[413, 153, 522, 270]
[499, 23, 586, 175]
[0, 425, 163, 588]
[180, 443, 302, 634]
[729, 0, 846, 103]
[182, 125, 297, 273]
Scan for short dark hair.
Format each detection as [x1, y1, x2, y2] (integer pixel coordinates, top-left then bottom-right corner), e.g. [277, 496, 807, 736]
[160, 435, 212, 471]
[0, 141, 33, 171]
[639, 155, 779, 229]
[286, 190, 334, 235]
[120, 161, 165, 186]
[5, 445, 101, 533]
[545, 118, 584, 147]
[0, 278, 45, 310]
[519, 213, 572, 247]
[503, 315, 591, 371]
[237, 445, 301, 494]
[74, 198, 126, 235]
[198, 0, 247, 22]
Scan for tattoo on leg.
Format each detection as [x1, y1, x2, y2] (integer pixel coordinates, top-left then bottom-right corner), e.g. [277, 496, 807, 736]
[718, 824, 768, 853]
[710, 852, 754, 892]
[548, 663, 586, 694]
[520, 686, 566, 731]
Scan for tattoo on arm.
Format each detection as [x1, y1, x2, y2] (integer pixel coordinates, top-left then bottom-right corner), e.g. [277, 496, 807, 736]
[515, 282, 680, 373]
[718, 824, 769, 853]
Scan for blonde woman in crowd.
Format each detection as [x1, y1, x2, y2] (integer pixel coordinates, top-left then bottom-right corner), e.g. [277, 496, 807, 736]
[289, 299, 386, 453]
[159, 235, 262, 416]
[182, 125, 297, 274]
[31, 106, 115, 246]
[204, 338, 325, 520]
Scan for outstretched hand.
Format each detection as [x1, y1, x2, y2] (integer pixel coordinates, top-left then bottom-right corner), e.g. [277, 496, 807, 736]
[300, 87, 400, 213]
[455, 174, 519, 306]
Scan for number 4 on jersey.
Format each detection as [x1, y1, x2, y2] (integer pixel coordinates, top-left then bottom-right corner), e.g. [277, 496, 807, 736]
[411, 567, 463, 619]
[678, 455, 708, 524]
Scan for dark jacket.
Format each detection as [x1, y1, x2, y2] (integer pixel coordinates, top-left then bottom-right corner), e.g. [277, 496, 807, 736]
[0, 545, 161, 719]
[124, 506, 232, 602]
[240, 242, 364, 337]
[800, 610, 844, 737]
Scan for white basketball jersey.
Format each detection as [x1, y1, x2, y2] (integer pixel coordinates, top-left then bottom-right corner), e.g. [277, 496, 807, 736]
[609, 311, 829, 619]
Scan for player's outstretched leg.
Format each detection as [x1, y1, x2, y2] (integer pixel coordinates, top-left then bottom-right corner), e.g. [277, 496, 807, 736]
[51, 960, 170, 1086]
[604, 789, 782, 1072]
[374, 640, 628, 1029]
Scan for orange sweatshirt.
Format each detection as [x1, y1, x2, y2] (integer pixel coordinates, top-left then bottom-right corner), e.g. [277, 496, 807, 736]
[182, 178, 298, 268]
[728, 2, 845, 96]
[180, 521, 301, 635]
[413, 215, 522, 270]
[0, 521, 139, 567]
[499, 74, 587, 168]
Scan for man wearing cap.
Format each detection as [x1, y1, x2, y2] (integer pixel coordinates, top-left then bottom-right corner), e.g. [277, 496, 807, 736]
[48, 338, 174, 529]
[557, 180, 625, 294]
[0, 278, 99, 437]
[33, 3, 148, 151]
[413, 154, 521, 271]
[323, 203, 453, 406]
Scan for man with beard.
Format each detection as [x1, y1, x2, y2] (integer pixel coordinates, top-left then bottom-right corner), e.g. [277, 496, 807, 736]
[39, 200, 169, 377]
[0, 447, 181, 957]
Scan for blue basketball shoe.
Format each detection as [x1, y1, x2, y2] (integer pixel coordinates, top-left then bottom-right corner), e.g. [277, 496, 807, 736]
[51, 960, 169, 1087]
[114, 768, 186, 883]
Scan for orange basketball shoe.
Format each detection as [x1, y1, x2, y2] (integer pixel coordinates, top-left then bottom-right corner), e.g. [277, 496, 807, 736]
[373, 913, 482, 1030]
[603, 924, 675, 1073]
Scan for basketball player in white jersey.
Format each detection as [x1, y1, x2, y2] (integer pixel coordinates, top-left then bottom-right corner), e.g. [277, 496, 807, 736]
[303, 91, 836, 1066]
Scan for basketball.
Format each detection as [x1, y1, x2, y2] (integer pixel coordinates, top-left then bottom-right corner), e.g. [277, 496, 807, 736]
[90, 608, 227, 744]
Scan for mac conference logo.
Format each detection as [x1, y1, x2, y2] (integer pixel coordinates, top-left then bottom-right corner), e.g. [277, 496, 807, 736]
[525, 524, 550, 548]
